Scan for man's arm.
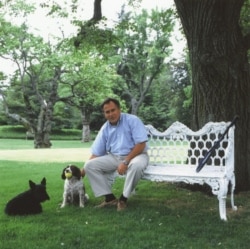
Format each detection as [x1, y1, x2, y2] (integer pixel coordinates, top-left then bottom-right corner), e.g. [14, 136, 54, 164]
[124, 142, 146, 163]
[117, 142, 146, 175]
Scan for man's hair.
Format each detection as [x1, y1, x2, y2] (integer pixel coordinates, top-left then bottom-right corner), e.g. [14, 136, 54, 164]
[101, 97, 120, 109]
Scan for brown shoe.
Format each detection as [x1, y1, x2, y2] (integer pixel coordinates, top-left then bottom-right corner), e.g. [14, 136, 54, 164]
[117, 200, 127, 211]
[95, 199, 118, 208]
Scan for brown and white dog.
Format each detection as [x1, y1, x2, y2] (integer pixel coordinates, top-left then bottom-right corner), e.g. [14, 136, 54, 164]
[61, 165, 88, 208]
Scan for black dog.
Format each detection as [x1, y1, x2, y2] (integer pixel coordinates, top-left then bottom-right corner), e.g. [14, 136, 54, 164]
[5, 177, 50, 216]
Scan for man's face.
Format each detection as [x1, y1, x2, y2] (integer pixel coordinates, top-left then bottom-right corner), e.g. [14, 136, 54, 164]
[103, 101, 121, 125]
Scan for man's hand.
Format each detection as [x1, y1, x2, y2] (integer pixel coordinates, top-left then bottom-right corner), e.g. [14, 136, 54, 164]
[117, 162, 128, 175]
[81, 169, 85, 177]
[81, 154, 97, 177]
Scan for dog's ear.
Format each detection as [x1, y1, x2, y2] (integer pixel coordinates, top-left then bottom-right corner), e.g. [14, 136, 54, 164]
[71, 165, 81, 180]
[75, 166, 81, 180]
[29, 180, 36, 189]
[61, 167, 66, 180]
[41, 177, 46, 185]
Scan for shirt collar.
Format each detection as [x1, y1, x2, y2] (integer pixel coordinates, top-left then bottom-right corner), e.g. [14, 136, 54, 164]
[108, 113, 122, 127]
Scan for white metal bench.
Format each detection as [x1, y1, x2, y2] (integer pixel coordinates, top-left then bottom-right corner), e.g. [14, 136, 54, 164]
[142, 121, 237, 221]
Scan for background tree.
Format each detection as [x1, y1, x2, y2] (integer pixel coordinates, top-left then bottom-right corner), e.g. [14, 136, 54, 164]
[57, 49, 120, 142]
[0, 18, 118, 146]
[139, 60, 191, 129]
[0, 0, 123, 145]
[174, 0, 250, 191]
[0, 20, 59, 148]
[115, 8, 174, 115]
[46, 0, 180, 120]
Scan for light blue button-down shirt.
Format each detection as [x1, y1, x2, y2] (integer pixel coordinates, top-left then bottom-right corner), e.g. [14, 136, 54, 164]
[91, 113, 148, 156]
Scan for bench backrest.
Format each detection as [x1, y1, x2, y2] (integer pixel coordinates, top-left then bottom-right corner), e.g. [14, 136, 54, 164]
[145, 121, 235, 170]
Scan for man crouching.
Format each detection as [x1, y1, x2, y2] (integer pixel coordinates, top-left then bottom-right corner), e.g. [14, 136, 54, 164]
[81, 97, 149, 211]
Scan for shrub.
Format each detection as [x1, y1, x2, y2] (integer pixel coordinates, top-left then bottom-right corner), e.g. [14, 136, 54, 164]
[0, 125, 82, 140]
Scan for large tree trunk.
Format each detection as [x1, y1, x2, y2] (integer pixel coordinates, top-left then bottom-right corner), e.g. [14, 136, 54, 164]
[34, 105, 52, 148]
[174, 0, 250, 191]
[81, 111, 91, 142]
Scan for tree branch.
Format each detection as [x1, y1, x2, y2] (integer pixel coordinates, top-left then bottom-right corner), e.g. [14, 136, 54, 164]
[91, 0, 102, 21]
[0, 92, 32, 131]
[74, 0, 103, 47]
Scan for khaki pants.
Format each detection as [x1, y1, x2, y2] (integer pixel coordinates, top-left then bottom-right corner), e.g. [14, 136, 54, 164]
[84, 153, 149, 198]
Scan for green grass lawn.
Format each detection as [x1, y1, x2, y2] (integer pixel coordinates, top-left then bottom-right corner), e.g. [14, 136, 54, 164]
[0, 138, 92, 150]
[1, 140, 250, 248]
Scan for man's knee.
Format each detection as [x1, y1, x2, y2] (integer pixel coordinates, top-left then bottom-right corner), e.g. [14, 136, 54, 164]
[84, 160, 94, 173]
[130, 156, 148, 170]
[128, 163, 145, 177]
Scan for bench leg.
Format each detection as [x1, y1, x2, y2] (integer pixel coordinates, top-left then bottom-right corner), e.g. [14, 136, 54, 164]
[217, 176, 238, 221]
[230, 175, 238, 211]
[218, 197, 227, 221]
[206, 178, 229, 221]
[217, 178, 228, 221]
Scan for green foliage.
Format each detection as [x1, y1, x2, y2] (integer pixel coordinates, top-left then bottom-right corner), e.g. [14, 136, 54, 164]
[73, 21, 117, 52]
[114, 8, 175, 114]
[56, 47, 122, 125]
[0, 9, 119, 135]
[183, 85, 192, 108]
[58, 49, 118, 106]
[0, 125, 26, 139]
[3, 0, 36, 17]
[138, 61, 192, 129]
[240, 0, 250, 36]
[0, 0, 192, 134]
[0, 125, 82, 140]
[50, 128, 82, 140]
[53, 102, 80, 129]
[240, 0, 250, 62]
[0, 17, 67, 136]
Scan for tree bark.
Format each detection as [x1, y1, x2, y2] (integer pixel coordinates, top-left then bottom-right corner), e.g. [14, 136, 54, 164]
[81, 111, 91, 142]
[174, 0, 250, 191]
[34, 104, 52, 148]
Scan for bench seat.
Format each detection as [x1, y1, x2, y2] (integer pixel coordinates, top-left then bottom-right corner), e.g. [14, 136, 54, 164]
[143, 165, 227, 180]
